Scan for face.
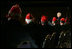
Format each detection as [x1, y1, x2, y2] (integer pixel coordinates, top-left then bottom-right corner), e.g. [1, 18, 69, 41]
[25, 19, 32, 24]
[57, 12, 61, 18]
[41, 21, 44, 26]
[60, 22, 64, 26]
[52, 21, 55, 26]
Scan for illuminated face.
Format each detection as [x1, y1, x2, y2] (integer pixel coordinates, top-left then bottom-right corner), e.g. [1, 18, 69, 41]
[57, 12, 61, 18]
[60, 22, 64, 26]
[52, 21, 55, 26]
[25, 19, 32, 24]
[41, 21, 44, 26]
[8, 17, 11, 21]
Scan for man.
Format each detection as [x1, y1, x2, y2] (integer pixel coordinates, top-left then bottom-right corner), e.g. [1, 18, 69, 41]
[1, 4, 23, 48]
[40, 15, 49, 37]
[2, 4, 22, 26]
[19, 13, 41, 48]
[51, 12, 64, 48]
[60, 18, 66, 26]
[39, 15, 51, 47]
[52, 17, 57, 26]
[41, 15, 48, 26]
[25, 13, 35, 24]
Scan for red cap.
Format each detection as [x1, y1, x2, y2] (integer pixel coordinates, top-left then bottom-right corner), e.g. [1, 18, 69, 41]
[11, 4, 21, 14]
[60, 18, 65, 21]
[41, 15, 47, 22]
[52, 17, 57, 21]
[25, 13, 32, 19]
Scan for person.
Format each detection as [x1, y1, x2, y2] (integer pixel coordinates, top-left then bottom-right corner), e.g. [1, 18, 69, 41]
[2, 4, 22, 26]
[60, 18, 66, 26]
[57, 17, 71, 48]
[41, 15, 48, 26]
[51, 12, 63, 47]
[40, 15, 49, 37]
[39, 15, 51, 47]
[21, 13, 42, 48]
[52, 17, 57, 26]
[1, 4, 23, 48]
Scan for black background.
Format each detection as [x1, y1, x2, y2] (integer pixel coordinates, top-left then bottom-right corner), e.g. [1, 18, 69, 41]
[0, 0, 71, 48]
[1, 0, 71, 22]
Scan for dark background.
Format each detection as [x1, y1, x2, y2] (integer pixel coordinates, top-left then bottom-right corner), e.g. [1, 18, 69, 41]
[0, 0, 71, 48]
[1, 0, 71, 22]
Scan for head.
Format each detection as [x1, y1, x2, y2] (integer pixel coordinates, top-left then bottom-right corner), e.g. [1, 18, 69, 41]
[52, 17, 57, 25]
[41, 15, 48, 26]
[25, 13, 33, 24]
[57, 12, 62, 18]
[60, 18, 65, 26]
[8, 4, 22, 21]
